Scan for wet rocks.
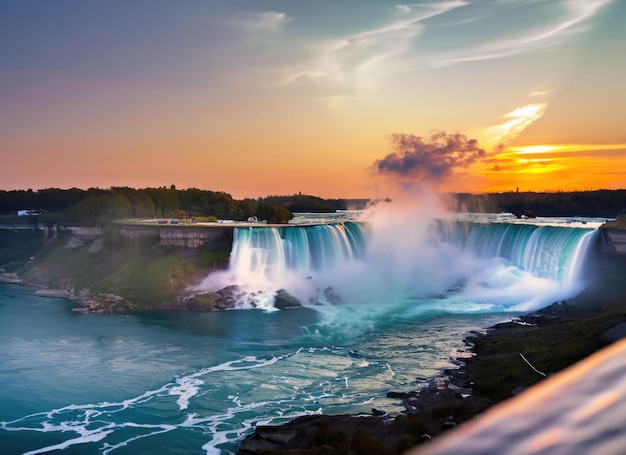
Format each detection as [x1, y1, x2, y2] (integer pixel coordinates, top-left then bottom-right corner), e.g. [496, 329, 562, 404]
[0, 270, 24, 284]
[213, 285, 243, 309]
[371, 407, 389, 418]
[273, 289, 302, 309]
[237, 414, 409, 455]
[323, 286, 342, 304]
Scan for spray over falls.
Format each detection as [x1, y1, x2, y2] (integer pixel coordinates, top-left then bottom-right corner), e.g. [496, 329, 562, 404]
[195, 213, 598, 313]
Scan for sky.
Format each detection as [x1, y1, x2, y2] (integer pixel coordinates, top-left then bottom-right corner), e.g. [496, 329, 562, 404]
[1, 0, 625, 200]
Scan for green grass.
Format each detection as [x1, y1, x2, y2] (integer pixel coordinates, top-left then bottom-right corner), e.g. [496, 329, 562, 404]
[465, 288, 626, 403]
[18, 234, 223, 310]
[0, 230, 47, 272]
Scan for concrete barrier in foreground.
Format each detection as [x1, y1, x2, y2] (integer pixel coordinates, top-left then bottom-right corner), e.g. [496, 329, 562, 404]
[411, 337, 626, 455]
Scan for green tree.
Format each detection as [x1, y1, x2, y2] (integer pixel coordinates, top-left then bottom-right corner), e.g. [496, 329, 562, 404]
[62, 191, 132, 225]
[145, 187, 179, 217]
[256, 202, 293, 224]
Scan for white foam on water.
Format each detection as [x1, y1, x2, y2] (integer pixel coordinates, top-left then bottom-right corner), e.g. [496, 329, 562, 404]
[169, 376, 204, 410]
[1, 352, 305, 454]
[101, 424, 177, 455]
[22, 429, 114, 455]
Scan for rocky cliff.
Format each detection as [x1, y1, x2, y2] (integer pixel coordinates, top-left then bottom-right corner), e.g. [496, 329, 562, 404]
[599, 227, 626, 255]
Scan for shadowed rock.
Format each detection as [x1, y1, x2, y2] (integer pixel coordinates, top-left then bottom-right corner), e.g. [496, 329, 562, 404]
[273, 289, 302, 310]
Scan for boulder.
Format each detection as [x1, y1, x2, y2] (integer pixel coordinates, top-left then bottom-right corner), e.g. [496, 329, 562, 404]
[237, 414, 406, 455]
[323, 286, 342, 304]
[273, 289, 302, 310]
[214, 285, 243, 310]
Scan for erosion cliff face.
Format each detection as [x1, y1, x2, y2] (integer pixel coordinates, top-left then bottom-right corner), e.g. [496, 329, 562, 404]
[1, 224, 235, 312]
[599, 227, 626, 255]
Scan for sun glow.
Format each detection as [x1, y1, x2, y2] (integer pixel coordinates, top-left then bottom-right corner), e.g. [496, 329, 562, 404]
[513, 145, 559, 154]
[509, 143, 626, 155]
[470, 142, 626, 193]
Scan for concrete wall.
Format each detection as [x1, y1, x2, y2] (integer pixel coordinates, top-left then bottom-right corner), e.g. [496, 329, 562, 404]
[67, 226, 104, 240]
[157, 226, 233, 249]
[116, 224, 234, 251]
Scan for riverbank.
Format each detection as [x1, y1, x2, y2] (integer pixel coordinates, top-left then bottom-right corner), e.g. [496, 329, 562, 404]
[237, 262, 626, 454]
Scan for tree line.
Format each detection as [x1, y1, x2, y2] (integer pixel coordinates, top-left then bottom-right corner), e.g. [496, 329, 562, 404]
[6, 187, 621, 226]
[0, 187, 295, 225]
[447, 190, 626, 218]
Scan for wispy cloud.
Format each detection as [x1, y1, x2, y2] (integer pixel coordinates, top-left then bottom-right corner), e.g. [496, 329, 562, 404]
[528, 89, 553, 98]
[426, 0, 612, 67]
[235, 0, 611, 103]
[233, 11, 292, 34]
[278, 1, 467, 88]
[486, 103, 547, 144]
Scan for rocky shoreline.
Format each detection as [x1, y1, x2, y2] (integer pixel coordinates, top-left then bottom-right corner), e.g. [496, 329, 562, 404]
[237, 269, 626, 454]
[0, 270, 131, 314]
[0, 269, 306, 314]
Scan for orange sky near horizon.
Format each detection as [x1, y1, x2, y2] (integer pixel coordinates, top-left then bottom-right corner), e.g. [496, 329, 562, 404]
[1, 1, 625, 200]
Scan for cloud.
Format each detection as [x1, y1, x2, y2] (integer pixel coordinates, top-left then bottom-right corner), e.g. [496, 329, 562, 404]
[239, 0, 610, 101]
[279, 1, 467, 88]
[486, 103, 547, 144]
[373, 130, 486, 181]
[529, 89, 553, 97]
[235, 11, 292, 33]
[426, 0, 612, 67]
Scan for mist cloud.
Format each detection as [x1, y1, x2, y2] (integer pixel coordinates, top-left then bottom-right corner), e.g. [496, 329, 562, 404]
[374, 130, 486, 180]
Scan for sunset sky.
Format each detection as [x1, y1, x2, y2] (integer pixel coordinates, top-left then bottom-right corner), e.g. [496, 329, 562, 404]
[1, 0, 625, 199]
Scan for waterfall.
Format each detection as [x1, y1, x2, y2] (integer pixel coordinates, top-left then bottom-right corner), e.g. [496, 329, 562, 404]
[199, 217, 598, 311]
[230, 222, 369, 282]
[460, 223, 598, 286]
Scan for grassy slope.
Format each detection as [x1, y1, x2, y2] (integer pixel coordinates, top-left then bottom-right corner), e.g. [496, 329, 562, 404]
[0, 229, 47, 272]
[19, 233, 228, 310]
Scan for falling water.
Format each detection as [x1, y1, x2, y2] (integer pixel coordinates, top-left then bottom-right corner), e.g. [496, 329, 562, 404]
[197, 216, 598, 312]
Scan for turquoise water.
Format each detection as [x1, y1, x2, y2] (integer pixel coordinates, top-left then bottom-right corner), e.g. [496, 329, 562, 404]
[0, 216, 600, 454]
[0, 284, 507, 454]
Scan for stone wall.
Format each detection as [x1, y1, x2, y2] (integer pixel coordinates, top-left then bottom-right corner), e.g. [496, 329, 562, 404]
[67, 226, 104, 240]
[117, 224, 233, 251]
[157, 226, 233, 249]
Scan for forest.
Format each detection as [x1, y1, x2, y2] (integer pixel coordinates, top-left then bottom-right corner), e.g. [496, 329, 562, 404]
[445, 189, 626, 218]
